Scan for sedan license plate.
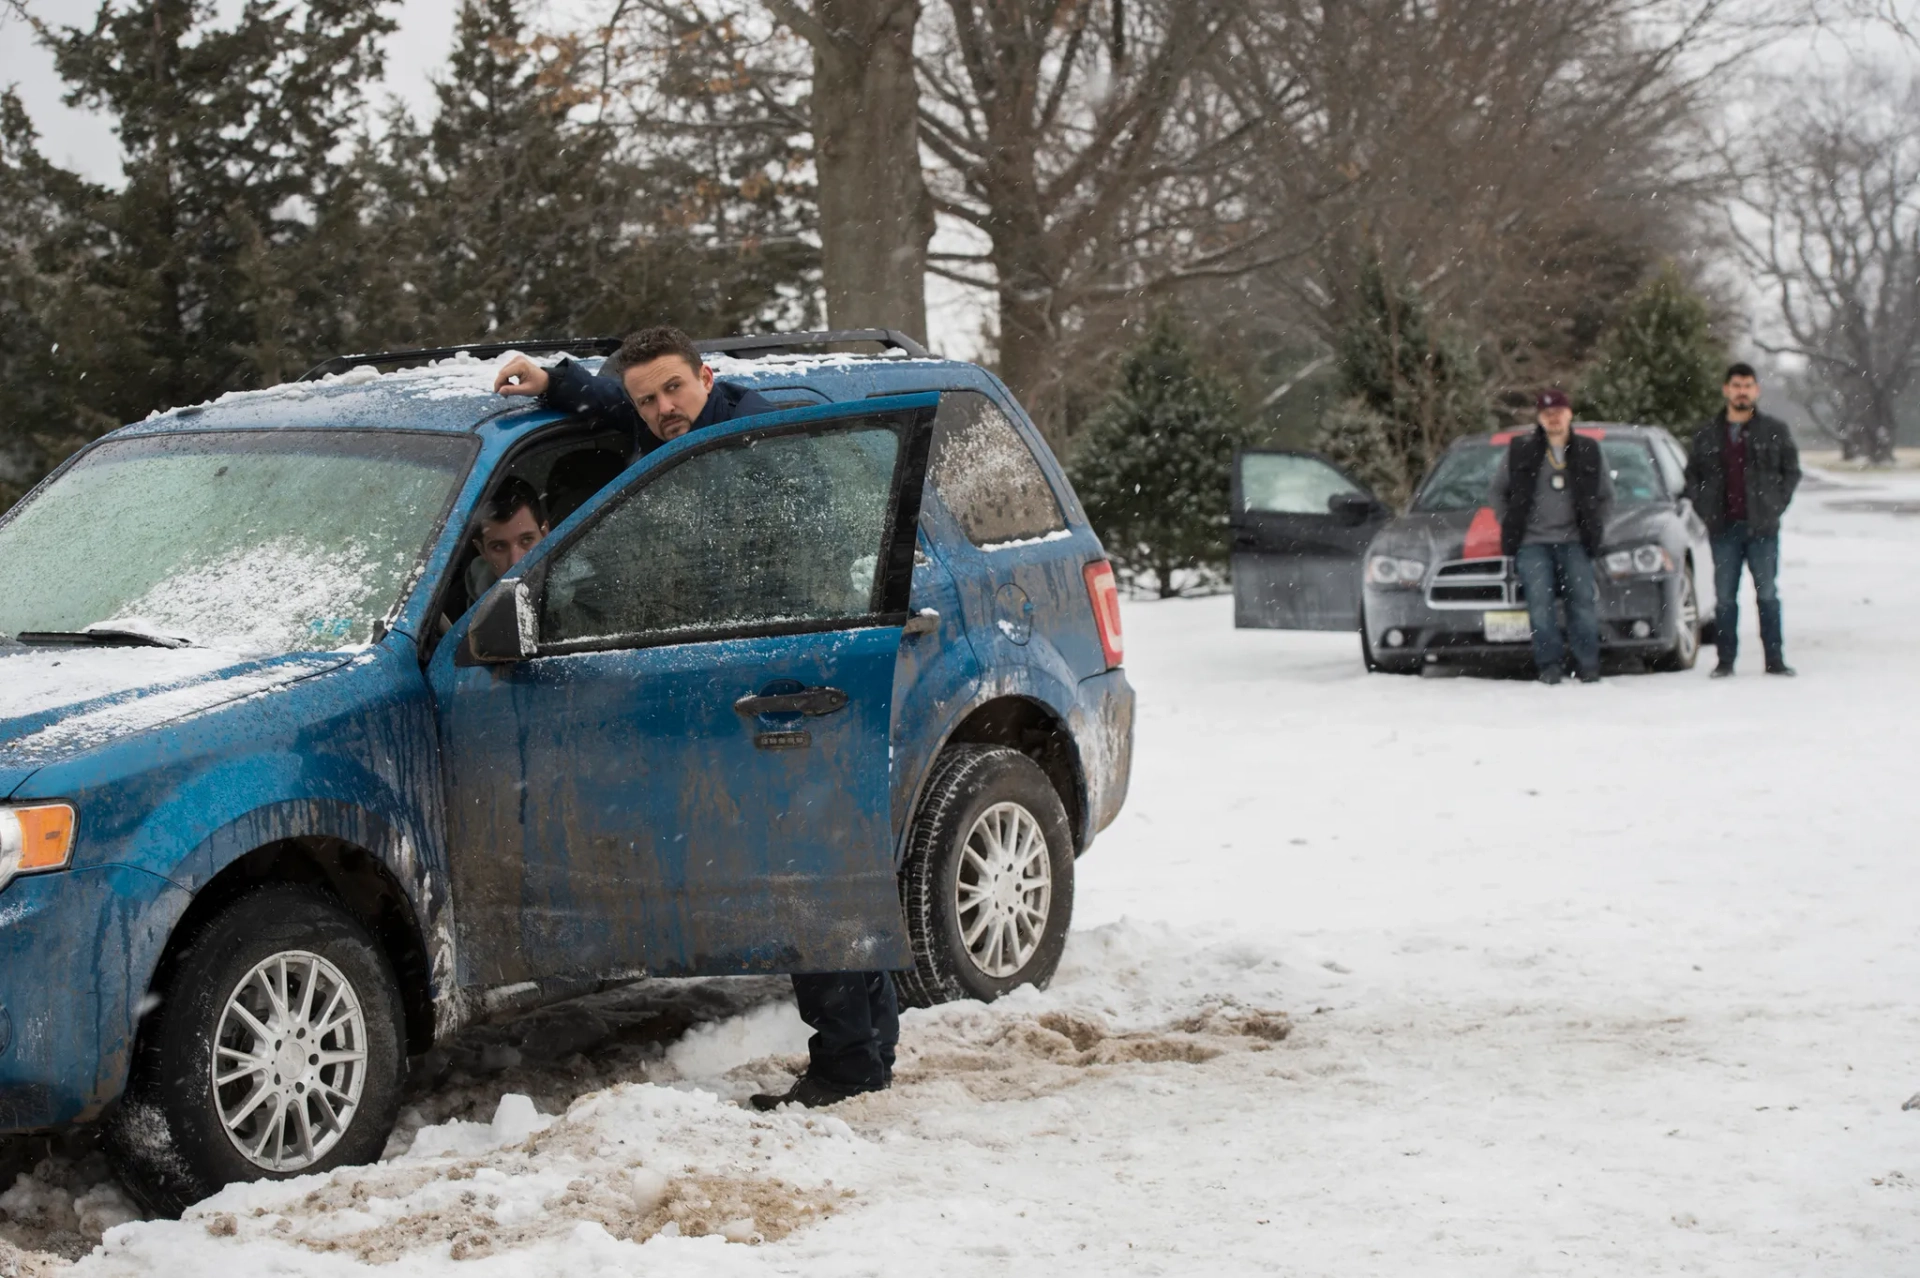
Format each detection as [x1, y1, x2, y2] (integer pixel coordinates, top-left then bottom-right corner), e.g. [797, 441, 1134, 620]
[1483, 610, 1531, 643]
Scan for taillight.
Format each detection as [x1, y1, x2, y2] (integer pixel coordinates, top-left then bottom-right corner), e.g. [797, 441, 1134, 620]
[1083, 560, 1124, 668]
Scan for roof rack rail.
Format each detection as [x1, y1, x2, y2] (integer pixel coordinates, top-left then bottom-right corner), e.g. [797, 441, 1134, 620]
[298, 338, 621, 382]
[697, 329, 931, 359]
[296, 327, 931, 383]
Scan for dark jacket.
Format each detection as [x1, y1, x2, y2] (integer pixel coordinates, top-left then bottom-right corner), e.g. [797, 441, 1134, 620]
[1493, 428, 1610, 557]
[1684, 410, 1801, 536]
[541, 358, 777, 455]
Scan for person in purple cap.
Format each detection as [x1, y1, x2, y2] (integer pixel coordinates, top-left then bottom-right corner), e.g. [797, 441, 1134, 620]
[1487, 389, 1615, 684]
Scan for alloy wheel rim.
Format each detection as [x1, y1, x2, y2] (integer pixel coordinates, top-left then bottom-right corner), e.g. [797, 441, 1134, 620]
[955, 801, 1052, 978]
[1679, 571, 1700, 660]
[211, 950, 368, 1172]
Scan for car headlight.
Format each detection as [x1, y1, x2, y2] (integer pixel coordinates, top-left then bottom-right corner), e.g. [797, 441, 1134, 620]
[0, 804, 76, 892]
[1365, 555, 1427, 588]
[1602, 545, 1673, 579]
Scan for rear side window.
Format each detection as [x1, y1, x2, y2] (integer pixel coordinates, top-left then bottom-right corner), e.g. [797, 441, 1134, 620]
[928, 392, 1065, 546]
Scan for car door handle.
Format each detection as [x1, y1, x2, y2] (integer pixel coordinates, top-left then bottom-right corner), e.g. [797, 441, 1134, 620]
[733, 687, 849, 717]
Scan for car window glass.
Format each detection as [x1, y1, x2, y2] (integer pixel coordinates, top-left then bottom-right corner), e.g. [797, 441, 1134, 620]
[1601, 439, 1662, 504]
[0, 431, 470, 653]
[928, 392, 1065, 546]
[1239, 453, 1363, 515]
[540, 425, 901, 646]
[1411, 445, 1503, 512]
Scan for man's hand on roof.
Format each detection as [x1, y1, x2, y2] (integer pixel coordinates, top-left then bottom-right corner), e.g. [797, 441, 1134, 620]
[493, 355, 550, 397]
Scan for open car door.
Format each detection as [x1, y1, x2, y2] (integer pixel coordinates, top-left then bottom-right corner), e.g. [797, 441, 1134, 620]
[430, 394, 935, 989]
[1231, 449, 1391, 630]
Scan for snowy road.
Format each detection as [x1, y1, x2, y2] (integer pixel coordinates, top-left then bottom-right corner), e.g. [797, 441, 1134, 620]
[6, 468, 1920, 1275]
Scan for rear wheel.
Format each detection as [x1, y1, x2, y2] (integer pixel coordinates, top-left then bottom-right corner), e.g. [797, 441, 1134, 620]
[896, 746, 1075, 1009]
[1652, 566, 1702, 672]
[108, 885, 405, 1216]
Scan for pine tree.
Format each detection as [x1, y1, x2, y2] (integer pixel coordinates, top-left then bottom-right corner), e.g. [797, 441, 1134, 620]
[1068, 316, 1252, 598]
[365, 0, 817, 346]
[1314, 256, 1490, 508]
[40, 0, 397, 408]
[0, 91, 109, 512]
[1575, 264, 1727, 440]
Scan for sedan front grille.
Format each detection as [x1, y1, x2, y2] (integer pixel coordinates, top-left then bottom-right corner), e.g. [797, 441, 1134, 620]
[1426, 557, 1524, 609]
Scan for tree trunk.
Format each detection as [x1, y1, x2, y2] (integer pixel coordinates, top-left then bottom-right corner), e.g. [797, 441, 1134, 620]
[807, 0, 931, 340]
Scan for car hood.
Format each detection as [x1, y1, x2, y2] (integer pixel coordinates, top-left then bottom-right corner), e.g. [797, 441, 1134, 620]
[1368, 503, 1670, 562]
[0, 646, 351, 797]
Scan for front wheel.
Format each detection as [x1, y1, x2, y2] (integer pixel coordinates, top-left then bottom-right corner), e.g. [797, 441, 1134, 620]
[108, 885, 406, 1216]
[1652, 566, 1702, 672]
[895, 746, 1075, 1009]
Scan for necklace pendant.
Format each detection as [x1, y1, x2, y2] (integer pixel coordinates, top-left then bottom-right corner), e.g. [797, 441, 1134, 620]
[1551, 474, 1566, 490]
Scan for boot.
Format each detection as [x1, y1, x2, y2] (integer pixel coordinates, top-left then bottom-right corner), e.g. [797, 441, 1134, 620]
[749, 1073, 870, 1111]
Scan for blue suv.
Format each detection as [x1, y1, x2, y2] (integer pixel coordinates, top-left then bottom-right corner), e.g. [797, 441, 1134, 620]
[0, 331, 1133, 1211]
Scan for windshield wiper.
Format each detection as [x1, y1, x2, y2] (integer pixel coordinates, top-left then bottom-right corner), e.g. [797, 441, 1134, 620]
[16, 622, 193, 649]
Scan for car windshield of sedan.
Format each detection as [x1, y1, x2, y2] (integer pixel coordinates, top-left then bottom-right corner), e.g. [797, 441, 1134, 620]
[0, 430, 473, 654]
[1412, 438, 1664, 512]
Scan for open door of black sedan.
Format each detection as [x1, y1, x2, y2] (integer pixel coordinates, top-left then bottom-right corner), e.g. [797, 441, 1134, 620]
[1230, 449, 1391, 630]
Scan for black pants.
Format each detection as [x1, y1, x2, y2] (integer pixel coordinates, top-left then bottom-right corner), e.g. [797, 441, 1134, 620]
[790, 971, 898, 1092]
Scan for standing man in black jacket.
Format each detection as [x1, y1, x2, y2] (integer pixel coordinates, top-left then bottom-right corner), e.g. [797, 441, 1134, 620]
[1685, 363, 1802, 678]
[493, 326, 777, 455]
[1488, 389, 1615, 684]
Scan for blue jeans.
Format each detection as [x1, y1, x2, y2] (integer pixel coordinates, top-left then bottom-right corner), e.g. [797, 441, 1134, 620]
[1709, 523, 1782, 668]
[1515, 543, 1601, 678]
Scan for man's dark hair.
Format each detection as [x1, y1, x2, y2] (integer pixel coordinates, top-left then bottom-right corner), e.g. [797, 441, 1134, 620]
[613, 326, 704, 378]
[1725, 361, 1758, 383]
[479, 476, 545, 530]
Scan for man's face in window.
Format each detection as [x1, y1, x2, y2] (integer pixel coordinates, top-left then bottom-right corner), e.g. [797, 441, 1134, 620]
[622, 355, 715, 442]
[475, 502, 547, 577]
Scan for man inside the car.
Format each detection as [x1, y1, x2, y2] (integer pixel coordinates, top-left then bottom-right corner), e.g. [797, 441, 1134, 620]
[493, 326, 777, 452]
[468, 476, 549, 599]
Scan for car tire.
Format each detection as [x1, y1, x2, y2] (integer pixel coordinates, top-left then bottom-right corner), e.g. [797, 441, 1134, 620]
[1652, 565, 1702, 672]
[895, 745, 1075, 1010]
[107, 885, 406, 1217]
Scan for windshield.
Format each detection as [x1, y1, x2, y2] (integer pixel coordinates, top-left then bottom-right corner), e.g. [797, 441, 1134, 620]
[1412, 437, 1666, 512]
[0, 430, 473, 654]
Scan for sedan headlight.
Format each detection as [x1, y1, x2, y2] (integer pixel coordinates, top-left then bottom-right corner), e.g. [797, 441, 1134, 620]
[1602, 544, 1673, 579]
[0, 804, 76, 892]
[1365, 555, 1427, 588]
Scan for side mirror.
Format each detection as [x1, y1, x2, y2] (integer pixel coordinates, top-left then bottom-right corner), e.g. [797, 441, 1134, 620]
[458, 579, 537, 666]
[1328, 492, 1381, 525]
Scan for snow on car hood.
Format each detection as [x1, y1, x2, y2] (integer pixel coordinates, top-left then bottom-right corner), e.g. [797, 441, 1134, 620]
[0, 645, 349, 792]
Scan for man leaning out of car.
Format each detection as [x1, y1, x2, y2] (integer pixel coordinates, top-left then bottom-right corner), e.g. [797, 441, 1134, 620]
[1487, 389, 1615, 685]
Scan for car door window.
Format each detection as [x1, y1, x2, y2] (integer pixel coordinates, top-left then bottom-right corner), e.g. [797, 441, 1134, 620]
[928, 391, 1066, 545]
[1239, 453, 1364, 515]
[539, 423, 903, 647]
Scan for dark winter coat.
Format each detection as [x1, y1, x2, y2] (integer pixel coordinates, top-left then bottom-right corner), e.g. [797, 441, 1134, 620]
[1683, 410, 1801, 536]
[541, 358, 778, 455]
[1494, 428, 1610, 557]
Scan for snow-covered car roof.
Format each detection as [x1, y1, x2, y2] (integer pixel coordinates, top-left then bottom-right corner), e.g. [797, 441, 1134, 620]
[118, 350, 976, 440]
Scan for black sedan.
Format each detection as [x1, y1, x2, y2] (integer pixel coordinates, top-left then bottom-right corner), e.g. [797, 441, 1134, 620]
[1229, 424, 1713, 674]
